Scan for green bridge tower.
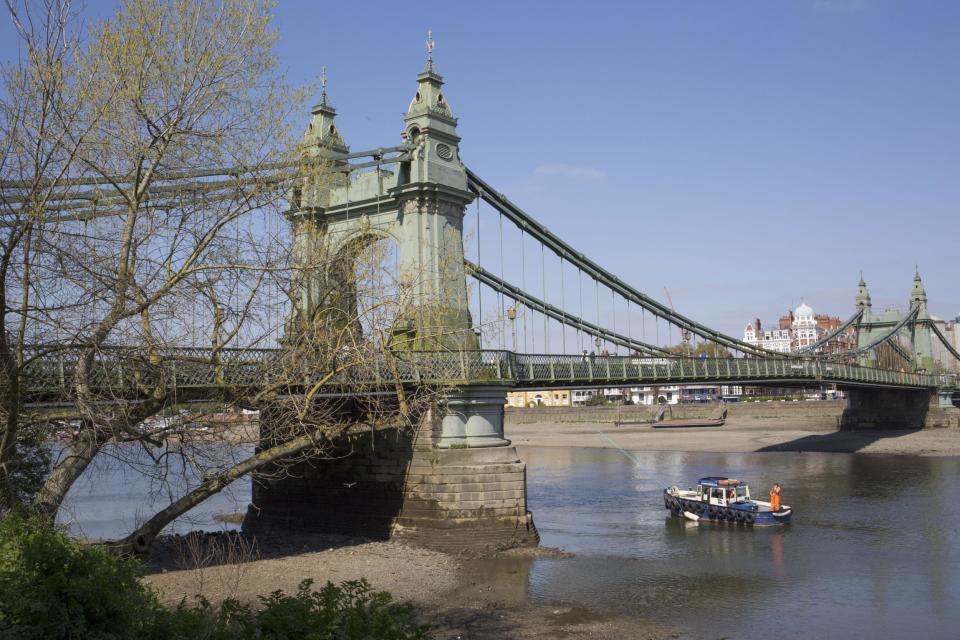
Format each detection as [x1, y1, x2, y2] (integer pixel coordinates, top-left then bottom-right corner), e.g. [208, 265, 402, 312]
[245, 41, 536, 552]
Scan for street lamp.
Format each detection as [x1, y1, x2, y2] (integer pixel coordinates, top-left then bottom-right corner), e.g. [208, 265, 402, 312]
[507, 306, 517, 352]
[594, 335, 601, 353]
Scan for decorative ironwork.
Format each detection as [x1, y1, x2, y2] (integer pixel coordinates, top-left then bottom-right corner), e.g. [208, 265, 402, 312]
[11, 346, 955, 403]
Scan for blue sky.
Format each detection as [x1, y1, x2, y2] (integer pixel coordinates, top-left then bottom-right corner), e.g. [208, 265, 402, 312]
[3, 0, 958, 344]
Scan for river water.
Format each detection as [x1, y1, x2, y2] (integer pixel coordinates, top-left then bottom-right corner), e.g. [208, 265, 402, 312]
[59, 442, 960, 639]
[515, 445, 960, 640]
[57, 443, 253, 540]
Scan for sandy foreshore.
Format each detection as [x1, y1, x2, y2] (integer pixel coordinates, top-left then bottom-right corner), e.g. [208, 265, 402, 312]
[505, 402, 960, 456]
[143, 534, 672, 639]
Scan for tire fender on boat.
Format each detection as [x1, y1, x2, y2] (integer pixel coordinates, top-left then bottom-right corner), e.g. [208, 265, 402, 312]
[708, 506, 719, 518]
[745, 513, 756, 524]
[723, 508, 734, 521]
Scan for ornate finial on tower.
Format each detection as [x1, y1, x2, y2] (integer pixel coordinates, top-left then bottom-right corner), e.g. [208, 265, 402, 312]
[426, 29, 435, 71]
[311, 66, 337, 116]
[320, 65, 328, 106]
[856, 273, 872, 311]
[408, 31, 454, 124]
[911, 267, 928, 311]
[305, 66, 348, 155]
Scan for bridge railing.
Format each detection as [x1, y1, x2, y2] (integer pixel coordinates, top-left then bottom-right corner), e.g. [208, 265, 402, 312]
[8, 347, 956, 401]
[507, 353, 950, 390]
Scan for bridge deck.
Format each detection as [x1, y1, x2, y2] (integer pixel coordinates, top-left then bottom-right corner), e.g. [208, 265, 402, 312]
[14, 348, 957, 400]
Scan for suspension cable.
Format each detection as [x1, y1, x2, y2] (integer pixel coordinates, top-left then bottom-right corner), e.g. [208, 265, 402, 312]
[467, 169, 786, 358]
[595, 278, 601, 352]
[476, 197, 482, 348]
[578, 267, 584, 353]
[465, 262, 669, 355]
[560, 254, 567, 353]
[499, 209, 505, 348]
[521, 228, 528, 353]
[611, 288, 616, 355]
[541, 242, 548, 352]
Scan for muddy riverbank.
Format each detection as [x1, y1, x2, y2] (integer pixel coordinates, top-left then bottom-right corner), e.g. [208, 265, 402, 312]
[506, 400, 960, 456]
[142, 533, 673, 639]
[139, 402, 960, 638]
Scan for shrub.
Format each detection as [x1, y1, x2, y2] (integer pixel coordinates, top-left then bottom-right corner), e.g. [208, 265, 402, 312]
[0, 511, 159, 640]
[0, 513, 431, 640]
[244, 579, 430, 640]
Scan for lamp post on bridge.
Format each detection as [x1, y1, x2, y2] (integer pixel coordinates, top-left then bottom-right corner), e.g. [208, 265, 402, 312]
[507, 306, 517, 352]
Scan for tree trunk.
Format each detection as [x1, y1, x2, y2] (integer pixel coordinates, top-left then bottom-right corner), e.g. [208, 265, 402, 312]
[34, 396, 168, 519]
[116, 428, 328, 555]
[33, 428, 101, 520]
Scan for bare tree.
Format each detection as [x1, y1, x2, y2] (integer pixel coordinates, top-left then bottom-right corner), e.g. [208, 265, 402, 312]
[2, 1, 464, 555]
[0, 0, 304, 514]
[115, 235, 452, 553]
[0, 0, 110, 507]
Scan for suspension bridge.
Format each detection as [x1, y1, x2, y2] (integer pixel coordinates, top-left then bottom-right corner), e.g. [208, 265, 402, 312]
[3, 46, 959, 550]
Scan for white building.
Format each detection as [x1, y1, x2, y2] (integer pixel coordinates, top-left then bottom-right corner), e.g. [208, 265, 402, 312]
[569, 385, 720, 406]
[744, 302, 825, 353]
[744, 322, 792, 353]
[571, 389, 597, 406]
[792, 302, 821, 350]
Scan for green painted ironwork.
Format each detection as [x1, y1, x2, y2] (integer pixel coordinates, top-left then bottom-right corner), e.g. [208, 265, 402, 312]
[465, 260, 671, 357]
[467, 169, 788, 359]
[14, 346, 957, 402]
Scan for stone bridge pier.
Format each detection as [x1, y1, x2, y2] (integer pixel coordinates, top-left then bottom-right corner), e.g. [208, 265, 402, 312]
[839, 387, 932, 430]
[243, 384, 538, 552]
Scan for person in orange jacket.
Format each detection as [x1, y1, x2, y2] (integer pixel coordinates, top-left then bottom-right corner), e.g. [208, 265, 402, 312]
[769, 483, 781, 511]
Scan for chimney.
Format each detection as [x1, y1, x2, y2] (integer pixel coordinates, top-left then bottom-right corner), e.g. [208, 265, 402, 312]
[755, 318, 761, 333]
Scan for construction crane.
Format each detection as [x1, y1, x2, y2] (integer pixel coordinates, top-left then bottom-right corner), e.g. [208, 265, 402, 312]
[663, 286, 692, 346]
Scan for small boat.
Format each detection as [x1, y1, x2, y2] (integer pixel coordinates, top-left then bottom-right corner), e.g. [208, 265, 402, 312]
[650, 402, 727, 428]
[651, 418, 725, 428]
[663, 477, 792, 526]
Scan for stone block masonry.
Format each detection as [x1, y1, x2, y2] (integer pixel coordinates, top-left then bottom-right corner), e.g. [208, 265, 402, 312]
[244, 406, 538, 553]
[840, 388, 930, 430]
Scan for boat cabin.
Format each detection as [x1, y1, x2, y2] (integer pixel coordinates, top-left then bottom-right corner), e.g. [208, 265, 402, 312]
[696, 477, 751, 507]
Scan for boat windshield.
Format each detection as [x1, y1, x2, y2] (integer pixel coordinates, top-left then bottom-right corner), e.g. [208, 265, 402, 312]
[735, 486, 749, 499]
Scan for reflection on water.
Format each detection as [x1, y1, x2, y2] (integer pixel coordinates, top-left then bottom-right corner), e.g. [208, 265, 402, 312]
[518, 446, 960, 640]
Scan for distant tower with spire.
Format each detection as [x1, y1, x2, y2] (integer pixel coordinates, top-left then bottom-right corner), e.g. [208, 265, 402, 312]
[909, 268, 935, 371]
[910, 266, 928, 314]
[855, 272, 872, 313]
